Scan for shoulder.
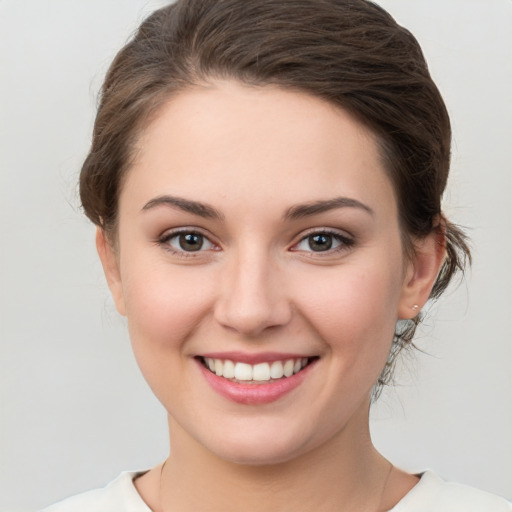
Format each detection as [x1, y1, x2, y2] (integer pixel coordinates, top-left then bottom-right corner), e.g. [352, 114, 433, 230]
[40, 471, 151, 512]
[392, 471, 512, 512]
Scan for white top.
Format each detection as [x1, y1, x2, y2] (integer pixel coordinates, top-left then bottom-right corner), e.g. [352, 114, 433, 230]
[41, 470, 512, 512]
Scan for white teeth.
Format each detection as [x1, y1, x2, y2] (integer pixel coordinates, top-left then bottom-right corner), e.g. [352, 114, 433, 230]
[222, 359, 235, 379]
[253, 363, 270, 381]
[234, 362, 253, 381]
[203, 357, 312, 382]
[283, 359, 294, 377]
[270, 361, 284, 379]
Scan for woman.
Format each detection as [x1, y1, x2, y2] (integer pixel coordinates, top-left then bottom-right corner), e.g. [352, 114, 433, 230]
[41, 0, 511, 510]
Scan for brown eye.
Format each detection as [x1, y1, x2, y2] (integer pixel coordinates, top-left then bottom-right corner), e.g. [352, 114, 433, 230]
[178, 233, 204, 251]
[164, 231, 215, 253]
[292, 230, 354, 254]
[308, 234, 333, 252]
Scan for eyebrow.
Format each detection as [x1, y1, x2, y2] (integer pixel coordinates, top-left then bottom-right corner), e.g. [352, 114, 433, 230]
[284, 197, 374, 220]
[141, 195, 224, 220]
[141, 194, 373, 221]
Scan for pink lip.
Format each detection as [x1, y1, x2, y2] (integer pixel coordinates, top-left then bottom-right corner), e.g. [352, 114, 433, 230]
[199, 351, 312, 365]
[196, 357, 318, 405]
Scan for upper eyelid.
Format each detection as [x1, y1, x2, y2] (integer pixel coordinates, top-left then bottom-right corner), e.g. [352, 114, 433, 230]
[293, 227, 354, 242]
[159, 226, 216, 241]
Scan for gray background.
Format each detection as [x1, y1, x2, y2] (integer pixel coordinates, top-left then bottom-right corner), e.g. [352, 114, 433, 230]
[1, 1, 511, 510]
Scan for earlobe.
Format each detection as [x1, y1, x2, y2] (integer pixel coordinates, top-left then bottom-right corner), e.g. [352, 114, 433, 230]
[398, 226, 446, 320]
[95, 228, 126, 316]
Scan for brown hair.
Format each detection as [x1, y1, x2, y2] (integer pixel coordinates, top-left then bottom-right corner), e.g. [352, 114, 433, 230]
[80, 0, 470, 396]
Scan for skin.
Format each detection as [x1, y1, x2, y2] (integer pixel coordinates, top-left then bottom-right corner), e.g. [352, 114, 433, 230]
[97, 81, 445, 511]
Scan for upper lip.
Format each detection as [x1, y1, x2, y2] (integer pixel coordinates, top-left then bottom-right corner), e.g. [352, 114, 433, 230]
[198, 351, 317, 365]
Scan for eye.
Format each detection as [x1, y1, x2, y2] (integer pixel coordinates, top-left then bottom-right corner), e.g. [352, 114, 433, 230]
[161, 230, 216, 253]
[293, 230, 354, 253]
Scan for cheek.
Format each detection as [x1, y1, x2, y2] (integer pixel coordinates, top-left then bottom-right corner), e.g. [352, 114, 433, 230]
[120, 258, 214, 362]
[119, 261, 220, 409]
[292, 260, 403, 360]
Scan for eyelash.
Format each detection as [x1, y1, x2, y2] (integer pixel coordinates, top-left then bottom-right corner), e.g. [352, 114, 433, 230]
[157, 228, 219, 258]
[291, 229, 355, 256]
[157, 228, 355, 257]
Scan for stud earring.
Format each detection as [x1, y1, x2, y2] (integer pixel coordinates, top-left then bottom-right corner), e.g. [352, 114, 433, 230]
[412, 304, 419, 311]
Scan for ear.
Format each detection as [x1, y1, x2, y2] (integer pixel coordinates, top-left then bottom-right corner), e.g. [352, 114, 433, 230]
[397, 225, 446, 320]
[95, 227, 126, 316]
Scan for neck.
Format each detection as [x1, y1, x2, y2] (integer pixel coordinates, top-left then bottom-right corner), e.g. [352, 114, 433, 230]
[159, 403, 393, 512]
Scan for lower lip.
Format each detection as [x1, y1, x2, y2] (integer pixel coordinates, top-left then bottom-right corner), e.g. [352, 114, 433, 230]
[197, 359, 317, 405]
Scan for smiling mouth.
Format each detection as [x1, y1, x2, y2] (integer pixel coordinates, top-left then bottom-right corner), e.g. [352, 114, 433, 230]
[198, 356, 318, 384]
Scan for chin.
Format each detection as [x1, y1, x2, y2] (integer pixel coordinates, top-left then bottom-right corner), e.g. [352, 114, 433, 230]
[214, 441, 305, 467]
[201, 421, 318, 467]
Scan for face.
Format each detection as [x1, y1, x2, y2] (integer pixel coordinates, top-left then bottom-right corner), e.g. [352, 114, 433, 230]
[99, 81, 435, 465]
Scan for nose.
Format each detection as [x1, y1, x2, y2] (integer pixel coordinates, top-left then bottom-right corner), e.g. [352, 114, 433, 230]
[214, 248, 292, 337]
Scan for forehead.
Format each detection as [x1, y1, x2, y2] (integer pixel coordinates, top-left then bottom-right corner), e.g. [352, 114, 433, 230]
[123, 80, 396, 218]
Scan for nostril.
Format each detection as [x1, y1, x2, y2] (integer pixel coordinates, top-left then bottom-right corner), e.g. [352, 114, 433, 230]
[213, 264, 292, 336]
[214, 294, 293, 336]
